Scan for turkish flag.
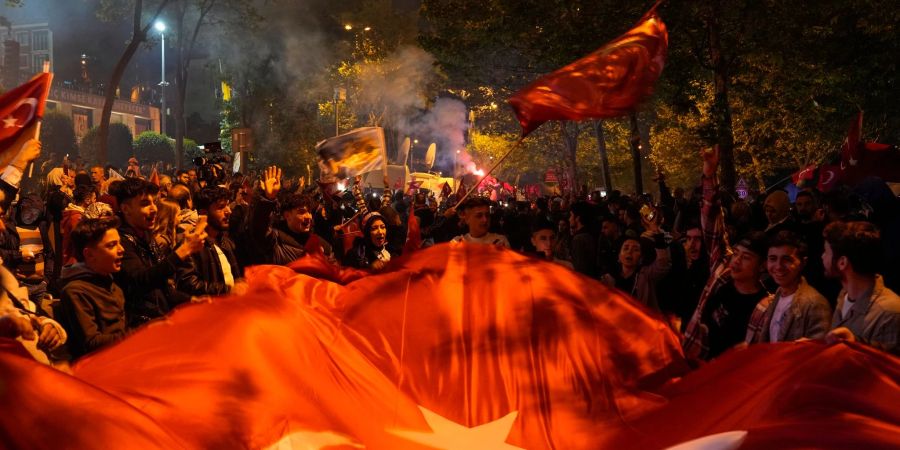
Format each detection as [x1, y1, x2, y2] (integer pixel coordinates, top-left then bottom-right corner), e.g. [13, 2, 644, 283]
[508, 11, 667, 136]
[0, 72, 53, 167]
[403, 205, 421, 254]
[0, 244, 687, 449]
[406, 180, 422, 195]
[791, 164, 816, 186]
[816, 164, 843, 192]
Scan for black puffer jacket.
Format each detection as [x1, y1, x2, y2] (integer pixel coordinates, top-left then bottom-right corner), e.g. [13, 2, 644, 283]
[248, 193, 332, 265]
[114, 222, 190, 327]
[176, 235, 241, 296]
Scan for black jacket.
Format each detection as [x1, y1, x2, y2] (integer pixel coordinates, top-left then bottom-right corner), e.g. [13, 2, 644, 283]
[249, 193, 332, 265]
[58, 263, 127, 359]
[114, 222, 190, 327]
[176, 235, 242, 296]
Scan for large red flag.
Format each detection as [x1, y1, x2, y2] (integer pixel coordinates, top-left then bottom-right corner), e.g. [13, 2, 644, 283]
[0, 244, 687, 449]
[508, 11, 668, 136]
[0, 72, 53, 167]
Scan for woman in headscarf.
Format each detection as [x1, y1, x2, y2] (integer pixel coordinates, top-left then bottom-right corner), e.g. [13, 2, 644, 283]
[45, 167, 74, 285]
[343, 211, 393, 271]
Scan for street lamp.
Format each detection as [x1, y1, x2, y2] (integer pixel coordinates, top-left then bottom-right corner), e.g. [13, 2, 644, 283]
[155, 21, 169, 136]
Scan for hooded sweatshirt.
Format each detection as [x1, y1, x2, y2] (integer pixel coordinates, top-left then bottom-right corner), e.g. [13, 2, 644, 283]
[59, 263, 127, 360]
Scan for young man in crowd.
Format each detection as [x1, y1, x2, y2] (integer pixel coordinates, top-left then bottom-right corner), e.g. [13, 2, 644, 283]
[177, 186, 247, 297]
[568, 202, 597, 277]
[824, 221, 900, 354]
[683, 146, 769, 361]
[451, 196, 510, 247]
[112, 178, 207, 327]
[529, 218, 573, 269]
[746, 230, 832, 343]
[250, 166, 333, 265]
[59, 218, 127, 359]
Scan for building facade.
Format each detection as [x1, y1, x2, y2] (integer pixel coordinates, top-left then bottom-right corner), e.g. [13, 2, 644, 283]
[3, 22, 160, 139]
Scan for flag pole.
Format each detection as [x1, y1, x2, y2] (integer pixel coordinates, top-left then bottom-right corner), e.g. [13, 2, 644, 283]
[456, 136, 525, 206]
[28, 61, 53, 179]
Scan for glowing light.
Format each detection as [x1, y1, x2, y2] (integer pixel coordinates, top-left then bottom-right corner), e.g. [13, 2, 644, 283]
[336, 181, 346, 191]
[474, 169, 485, 177]
[154, 21, 166, 32]
[344, 24, 353, 31]
[364, 26, 371, 31]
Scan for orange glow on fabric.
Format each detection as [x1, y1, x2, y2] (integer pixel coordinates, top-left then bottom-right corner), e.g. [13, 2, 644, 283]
[508, 13, 668, 136]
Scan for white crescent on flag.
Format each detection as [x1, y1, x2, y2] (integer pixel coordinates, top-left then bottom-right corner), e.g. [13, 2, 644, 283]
[1, 98, 38, 129]
[820, 169, 835, 186]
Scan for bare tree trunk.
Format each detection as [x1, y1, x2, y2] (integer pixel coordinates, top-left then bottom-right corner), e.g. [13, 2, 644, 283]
[593, 119, 612, 191]
[98, 0, 169, 165]
[559, 121, 580, 196]
[706, 0, 737, 192]
[629, 113, 643, 195]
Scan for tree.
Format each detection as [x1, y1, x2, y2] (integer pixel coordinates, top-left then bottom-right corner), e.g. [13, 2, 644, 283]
[96, 0, 171, 165]
[39, 112, 77, 160]
[167, 0, 259, 170]
[81, 124, 135, 167]
[134, 131, 175, 165]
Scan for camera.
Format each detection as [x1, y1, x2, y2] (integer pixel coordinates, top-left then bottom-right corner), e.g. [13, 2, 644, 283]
[193, 141, 229, 185]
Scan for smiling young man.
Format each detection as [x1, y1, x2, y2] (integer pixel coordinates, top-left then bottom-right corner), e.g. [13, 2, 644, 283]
[177, 186, 247, 297]
[451, 197, 510, 248]
[112, 178, 207, 327]
[683, 146, 770, 361]
[250, 166, 333, 265]
[746, 231, 832, 344]
[59, 218, 128, 359]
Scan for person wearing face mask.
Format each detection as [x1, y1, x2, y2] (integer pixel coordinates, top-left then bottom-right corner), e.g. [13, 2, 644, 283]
[0, 139, 67, 364]
[250, 166, 332, 266]
[344, 212, 393, 271]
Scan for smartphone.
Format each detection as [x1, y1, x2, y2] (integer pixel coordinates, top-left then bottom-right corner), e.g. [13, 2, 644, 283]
[639, 204, 656, 222]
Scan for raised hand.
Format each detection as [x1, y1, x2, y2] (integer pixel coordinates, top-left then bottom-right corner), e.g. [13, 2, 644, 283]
[176, 216, 208, 260]
[701, 145, 719, 178]
[260, 166, 282, 200]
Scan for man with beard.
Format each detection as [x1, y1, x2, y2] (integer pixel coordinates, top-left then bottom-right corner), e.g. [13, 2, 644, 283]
[59, 218, 128, 360]
[250, 166, 333, 265]
[824, 221, 900, 354]
[683, 146, 769, 361]
[177, 186, 247, 297]
[113, 178, 207, 327]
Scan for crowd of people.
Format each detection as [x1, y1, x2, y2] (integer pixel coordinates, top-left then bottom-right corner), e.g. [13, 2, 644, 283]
[1, 140, 899, 367]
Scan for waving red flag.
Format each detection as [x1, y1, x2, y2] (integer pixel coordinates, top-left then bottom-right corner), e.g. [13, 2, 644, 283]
[0, 244, 687, 449]
[0, 72, 53, 166]
[508, 11, 668, 136]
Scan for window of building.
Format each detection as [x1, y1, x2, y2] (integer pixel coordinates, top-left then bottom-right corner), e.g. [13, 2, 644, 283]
[15, 32, 29, 47]
[135, 118, 151, 135]
[32, 31, 49, 51]
[33, 54, 49, 72]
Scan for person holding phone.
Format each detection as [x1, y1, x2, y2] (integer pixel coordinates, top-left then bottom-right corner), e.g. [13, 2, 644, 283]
[111, 178, 207, 328]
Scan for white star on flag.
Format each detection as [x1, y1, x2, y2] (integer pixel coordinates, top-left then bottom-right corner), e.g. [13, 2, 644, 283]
[2, 116, 17, 128]
[388, 406, 523, 450]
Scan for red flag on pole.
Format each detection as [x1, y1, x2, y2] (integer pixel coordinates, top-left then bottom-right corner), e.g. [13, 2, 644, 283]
[440, 181, 452, 199]
[508, 11, 668, 136]
[0, 72, 53, 167]
[791, 164, 817, 186]
[817, 164, 843, 192]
